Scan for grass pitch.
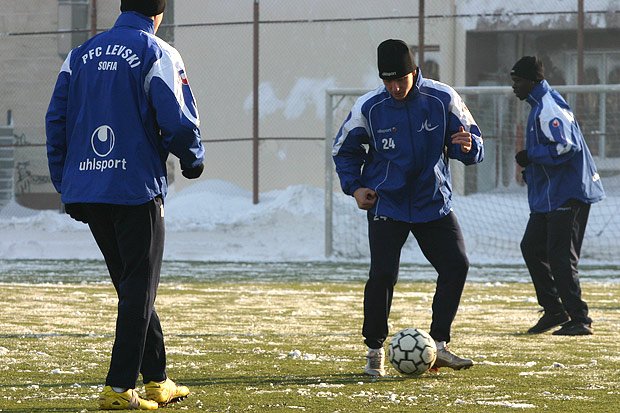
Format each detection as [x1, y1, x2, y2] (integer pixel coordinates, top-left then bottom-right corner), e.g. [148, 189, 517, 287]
[0, 261, 619, 412]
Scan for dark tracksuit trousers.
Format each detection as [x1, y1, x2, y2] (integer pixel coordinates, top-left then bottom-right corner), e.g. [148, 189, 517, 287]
[84, 197, 167, 389]
[520, 200, 592, 325]
[363, 211, 469, 349]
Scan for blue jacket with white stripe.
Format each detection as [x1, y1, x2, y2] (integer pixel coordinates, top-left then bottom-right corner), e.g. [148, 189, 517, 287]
[332, 71, 484, 223]
[523, 80, 604, 213]
[46, 11, 204, 205]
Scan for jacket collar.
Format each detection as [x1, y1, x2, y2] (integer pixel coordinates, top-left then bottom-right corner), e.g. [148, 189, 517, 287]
[410, 69, 424, 99]
[526, 79, 550, 107]
[114, 11, 155, 34]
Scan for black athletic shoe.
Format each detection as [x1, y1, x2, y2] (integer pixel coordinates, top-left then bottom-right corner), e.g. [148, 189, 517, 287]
[433, 346, 474, 370]
[527, 311, 569, 334]
[552, 321, 593, 336]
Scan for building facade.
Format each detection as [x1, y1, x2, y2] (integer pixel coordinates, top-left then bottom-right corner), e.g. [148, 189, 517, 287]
[1, 1, 618, 209]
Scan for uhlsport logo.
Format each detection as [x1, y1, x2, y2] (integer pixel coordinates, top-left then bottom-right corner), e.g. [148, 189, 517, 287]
[91, 125, 115, 156]
[79, 125, 127, 171]
[377, 127, 397, 134]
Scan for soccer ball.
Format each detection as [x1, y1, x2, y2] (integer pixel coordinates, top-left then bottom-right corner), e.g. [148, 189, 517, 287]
[387, 328, 437, 376]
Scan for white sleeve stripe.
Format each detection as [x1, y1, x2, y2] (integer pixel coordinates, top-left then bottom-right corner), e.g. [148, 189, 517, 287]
[423, 80, 477, 132]
[332, 88, 383, 155]
[332, 106, 367, 155]
[144, 59, 159, 94]
[180, 94, 200, 126]
[144, 40, 200, 127]
[540, 93, 574, 154]
[60, 50, 72, 75]
[368, 97, 391, 149]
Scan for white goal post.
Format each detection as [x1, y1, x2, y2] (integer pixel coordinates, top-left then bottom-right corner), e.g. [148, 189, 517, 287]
[325, 84, 620, 264]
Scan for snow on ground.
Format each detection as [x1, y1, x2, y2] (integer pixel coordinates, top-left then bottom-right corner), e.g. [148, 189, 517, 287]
[0, 181, 327, 262]
[0, 179, 619, 265]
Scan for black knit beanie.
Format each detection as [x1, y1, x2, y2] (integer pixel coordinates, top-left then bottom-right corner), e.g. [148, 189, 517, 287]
[510, 56, 545, 81]
[121, 0, 166, 16]
[378, 39, 416, 80]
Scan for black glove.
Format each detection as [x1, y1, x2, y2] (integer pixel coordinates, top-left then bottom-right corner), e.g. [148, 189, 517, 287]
[515, 150, 531, 167]
[64, 203, 88, 224]
[181, 163, 204, 179]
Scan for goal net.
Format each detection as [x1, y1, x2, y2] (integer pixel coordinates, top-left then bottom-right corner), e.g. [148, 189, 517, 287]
[325, 85, 620, 265]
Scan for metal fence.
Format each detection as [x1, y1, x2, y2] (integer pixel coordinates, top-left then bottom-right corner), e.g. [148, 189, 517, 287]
[324, 85, 620, 263]
[1, 1, 619, 232]
[3, 1, 441, 213]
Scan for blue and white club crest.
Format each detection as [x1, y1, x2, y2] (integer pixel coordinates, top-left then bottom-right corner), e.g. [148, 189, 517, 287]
[91, 125, 115, 157]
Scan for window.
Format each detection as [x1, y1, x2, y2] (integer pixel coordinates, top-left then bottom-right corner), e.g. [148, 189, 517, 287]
[57, 0, 90, 58]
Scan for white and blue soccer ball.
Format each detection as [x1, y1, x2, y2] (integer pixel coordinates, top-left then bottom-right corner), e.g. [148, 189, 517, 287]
[387, 328, 437, 376]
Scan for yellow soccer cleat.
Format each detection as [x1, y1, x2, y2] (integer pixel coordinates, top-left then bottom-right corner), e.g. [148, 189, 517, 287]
[144, 378, 189, 405]
[98, 386, 158, 410]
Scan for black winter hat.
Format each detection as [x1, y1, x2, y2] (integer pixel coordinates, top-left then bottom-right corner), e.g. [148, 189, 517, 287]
[378, 39, 416, 80]
[510, 56, 545, 81]
[121, 0, 166, 16]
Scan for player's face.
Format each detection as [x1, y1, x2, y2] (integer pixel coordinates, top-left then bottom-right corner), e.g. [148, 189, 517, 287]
[511, 75, 535, 101]
[383, 72, 415, 101]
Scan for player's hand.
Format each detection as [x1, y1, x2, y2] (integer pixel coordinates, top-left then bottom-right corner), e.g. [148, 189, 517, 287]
[451, 126, 472, 153]
[515, 150, 530, 167]
[181, 162, 204, 179]
[64, 203, 88, 224]
[353, 187, 377, 210]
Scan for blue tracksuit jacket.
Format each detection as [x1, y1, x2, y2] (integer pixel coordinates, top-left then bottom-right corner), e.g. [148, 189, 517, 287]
[332, 71, 484, 223]
[522, 80, 604, 213]
[46, 12, 204, 205]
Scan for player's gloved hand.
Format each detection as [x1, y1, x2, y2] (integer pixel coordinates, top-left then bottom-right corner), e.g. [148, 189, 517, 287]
[181, 162, 204, 179]
[515, 150, 530, 167]
[64, 203, 88, 224]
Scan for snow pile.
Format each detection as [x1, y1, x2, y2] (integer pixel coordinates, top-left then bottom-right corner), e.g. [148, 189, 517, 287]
[1, 179, 619, 264]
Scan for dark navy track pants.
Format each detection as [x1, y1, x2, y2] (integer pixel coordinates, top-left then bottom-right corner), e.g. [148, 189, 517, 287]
[520, 200, 592, 324]
[85, 197, 167, 389]
[363, 211, 469, 349]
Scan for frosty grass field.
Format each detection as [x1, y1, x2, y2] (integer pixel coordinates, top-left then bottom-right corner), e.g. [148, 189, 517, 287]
[0, 260, 619, 412]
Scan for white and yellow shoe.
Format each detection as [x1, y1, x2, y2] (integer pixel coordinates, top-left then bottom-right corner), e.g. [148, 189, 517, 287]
[98, 386, 158, 410]
[145, 378, 189, 405]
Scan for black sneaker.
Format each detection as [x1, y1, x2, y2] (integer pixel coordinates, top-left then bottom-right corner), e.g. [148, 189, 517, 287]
[433, 346, 474, 370]
[527, 310, 569, 334]
[552, 321, 593, 336]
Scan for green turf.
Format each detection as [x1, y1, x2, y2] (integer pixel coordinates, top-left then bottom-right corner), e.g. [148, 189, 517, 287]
[0, 273, 619, 412]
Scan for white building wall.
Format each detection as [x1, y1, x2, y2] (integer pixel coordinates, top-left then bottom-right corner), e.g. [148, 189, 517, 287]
[175, 1, 459, 193]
